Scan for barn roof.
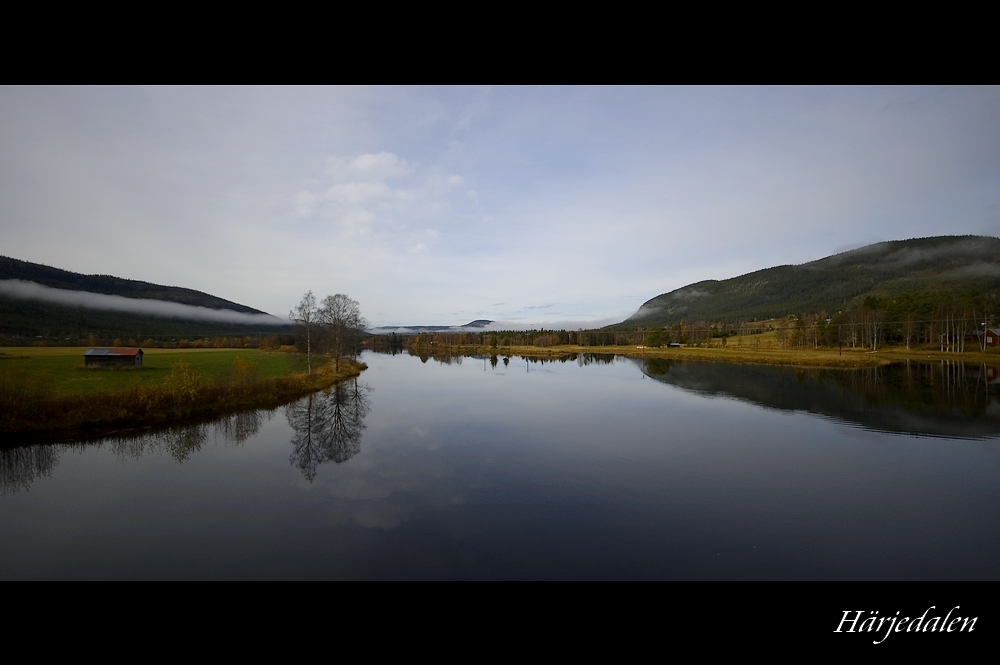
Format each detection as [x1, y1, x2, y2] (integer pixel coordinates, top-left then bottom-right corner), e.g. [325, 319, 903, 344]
[84, 347, 143, 357]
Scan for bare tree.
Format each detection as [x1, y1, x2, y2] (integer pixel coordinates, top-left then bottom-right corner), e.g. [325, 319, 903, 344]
[290, 290, 317, 375]
[318, 294, 367, 371]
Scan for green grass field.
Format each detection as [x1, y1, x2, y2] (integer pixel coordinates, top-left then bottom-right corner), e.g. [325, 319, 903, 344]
[0, 347, 309, 395]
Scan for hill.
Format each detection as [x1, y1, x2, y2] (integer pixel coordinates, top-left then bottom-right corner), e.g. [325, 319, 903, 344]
[1, 256, 263, 313]
[0, 256, 288, 339]
[621, 236, 1000, 327]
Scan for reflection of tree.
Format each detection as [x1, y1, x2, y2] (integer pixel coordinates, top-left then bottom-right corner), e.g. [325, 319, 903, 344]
[637, 358, 1000, 439]
[219, 410, 264, 444]
[286, 379, 372, 481]
[2, 408, 271, 493]
[0, 444, 61, 496]
[160, 424, 209, 463]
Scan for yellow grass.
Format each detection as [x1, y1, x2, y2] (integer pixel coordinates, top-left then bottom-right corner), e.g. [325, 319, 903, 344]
[418, 342, 1000, 369]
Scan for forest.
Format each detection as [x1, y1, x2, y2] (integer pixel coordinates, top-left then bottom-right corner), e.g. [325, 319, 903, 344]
[619, 235, 1000, 330]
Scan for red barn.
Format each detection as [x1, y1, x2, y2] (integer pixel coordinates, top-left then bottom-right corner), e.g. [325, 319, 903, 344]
[83, 347, 144, 368]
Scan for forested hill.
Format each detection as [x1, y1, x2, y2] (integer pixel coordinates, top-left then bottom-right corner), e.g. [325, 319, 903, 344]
[0, 256, 288, 339]
[0, 255, 264, 314]
[622, 236, 1000, 327]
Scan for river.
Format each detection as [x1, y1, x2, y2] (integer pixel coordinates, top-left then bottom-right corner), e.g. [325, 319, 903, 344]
[1, 351, 998, 579]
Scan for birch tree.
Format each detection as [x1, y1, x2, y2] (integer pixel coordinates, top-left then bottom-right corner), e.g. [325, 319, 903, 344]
[290, 290, 317, 375]
[318, 293, 367, 371]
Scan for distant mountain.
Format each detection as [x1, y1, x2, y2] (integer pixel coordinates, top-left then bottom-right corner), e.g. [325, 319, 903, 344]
[371, 320, 494, 334]
[0, 256, 288, 339]
[620, 236, 1000, 327]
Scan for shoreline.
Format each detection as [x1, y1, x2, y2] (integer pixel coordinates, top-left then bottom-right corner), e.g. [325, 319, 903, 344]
[0, 358, 365, 443]
[404, 343, 1000, 369]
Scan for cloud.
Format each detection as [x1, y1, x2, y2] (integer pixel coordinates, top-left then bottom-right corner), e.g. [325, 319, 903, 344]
[0, 280, 285, 326]
[671, 288, 711, 300]
[325, 181, 392, 206]
[327, 152, 413, 181]
[409, 243, 429, 254]
[627, 304, 661, 320]
[292, 191, 319, 216]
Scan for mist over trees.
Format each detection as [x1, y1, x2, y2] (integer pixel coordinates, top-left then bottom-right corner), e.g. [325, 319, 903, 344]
[623, 236, 1000, 329]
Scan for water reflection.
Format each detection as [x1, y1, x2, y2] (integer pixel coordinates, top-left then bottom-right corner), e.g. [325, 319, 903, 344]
[286, 379, 372, 481]
[0, 443, 62, 496]
[0, 409, 271, 496]
[1, 379, 377, 495]
[3, 350, 1000, 579]
[636, 358, 1000, 439]
[370, 346, 623, 368]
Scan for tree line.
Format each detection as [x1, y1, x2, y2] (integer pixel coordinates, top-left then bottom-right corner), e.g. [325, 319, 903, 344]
[364, 290, 997, 354]
[290, 292, 368, 374]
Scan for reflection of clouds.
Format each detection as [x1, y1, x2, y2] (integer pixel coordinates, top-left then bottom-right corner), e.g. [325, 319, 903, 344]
[328, 475, 393, 501]
[310, 421, 477, 530]
[330, 503, 416, 530]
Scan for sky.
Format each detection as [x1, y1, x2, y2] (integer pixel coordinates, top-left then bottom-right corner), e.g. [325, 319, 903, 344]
[2, 86, 998, 328]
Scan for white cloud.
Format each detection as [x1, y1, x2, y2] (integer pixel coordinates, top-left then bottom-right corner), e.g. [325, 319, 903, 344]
[4, 87, 998, 328]
[292, 191, 319, 216]
[326, 152, 412, 182]
[325, 181, 392, 206]
[409, 243, 429, 254]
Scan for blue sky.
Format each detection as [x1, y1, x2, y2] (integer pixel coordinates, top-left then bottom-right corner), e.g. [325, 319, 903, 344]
[2, 86, 998, 327]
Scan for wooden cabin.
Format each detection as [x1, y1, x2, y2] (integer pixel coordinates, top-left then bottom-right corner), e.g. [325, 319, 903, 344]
[84, 347, 143, 368]
[973, 328, 1000, 348]
[986, 328, 1000, 348]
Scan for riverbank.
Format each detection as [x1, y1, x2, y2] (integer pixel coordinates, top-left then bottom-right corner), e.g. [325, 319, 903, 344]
[409, 343, 1000, 369]
[0, 355, 365, 440]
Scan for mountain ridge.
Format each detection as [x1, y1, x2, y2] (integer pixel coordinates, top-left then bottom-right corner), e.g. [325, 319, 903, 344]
[0, 256, 286, 338]
[619, 235, 1000, 328]
[0, 255, 265, 314]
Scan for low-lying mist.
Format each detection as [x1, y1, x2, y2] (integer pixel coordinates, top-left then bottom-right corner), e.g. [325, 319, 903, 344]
[0, 279, 285, 326]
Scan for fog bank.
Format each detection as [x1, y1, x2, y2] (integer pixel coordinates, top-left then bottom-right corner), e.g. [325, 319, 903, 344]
[0, 280, 285, 326]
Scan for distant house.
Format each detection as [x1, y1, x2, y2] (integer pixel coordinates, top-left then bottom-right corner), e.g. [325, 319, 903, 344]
[986, 328, 1000, 348]
[84, 347, 143, 368]
[974, 328, 1000, 348]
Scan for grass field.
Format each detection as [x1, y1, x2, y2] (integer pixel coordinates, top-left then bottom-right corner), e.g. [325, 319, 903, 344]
[0, 347, 308, 395]
[0, 347, 364, 437]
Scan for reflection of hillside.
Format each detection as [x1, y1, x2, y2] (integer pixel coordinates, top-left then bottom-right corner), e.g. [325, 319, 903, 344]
[634, 359, 1000, 439]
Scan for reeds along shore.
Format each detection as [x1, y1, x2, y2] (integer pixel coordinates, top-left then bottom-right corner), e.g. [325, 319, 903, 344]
[0, 357, 366, 436]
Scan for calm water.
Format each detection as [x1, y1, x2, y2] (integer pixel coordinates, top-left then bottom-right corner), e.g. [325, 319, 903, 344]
[2, 351, 998, 579]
